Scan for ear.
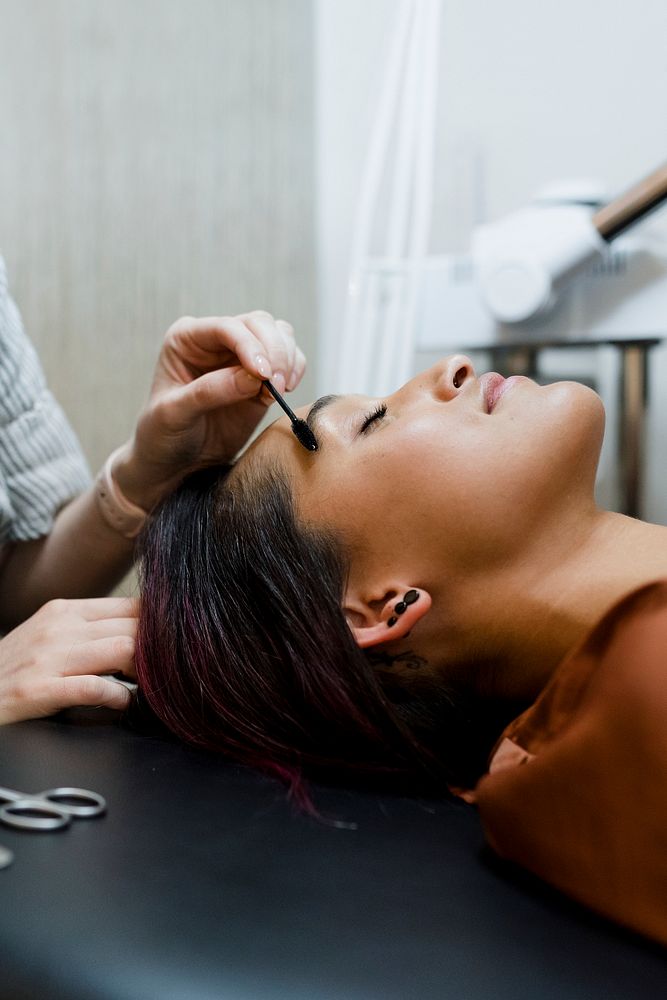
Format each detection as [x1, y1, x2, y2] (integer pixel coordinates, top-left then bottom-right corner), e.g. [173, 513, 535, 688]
[344, 586, 432, 650]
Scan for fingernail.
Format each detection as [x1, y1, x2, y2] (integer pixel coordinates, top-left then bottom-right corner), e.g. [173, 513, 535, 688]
[286, 368, 298, 391]
[272, 371, 286, 395]
[255, 355, 271, 379]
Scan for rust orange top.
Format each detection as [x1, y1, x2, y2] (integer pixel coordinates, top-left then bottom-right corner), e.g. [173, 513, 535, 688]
[471, 579, 667, 946]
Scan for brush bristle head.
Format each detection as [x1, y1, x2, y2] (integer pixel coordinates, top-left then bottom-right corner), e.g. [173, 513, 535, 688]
[291, 419, 318, 452]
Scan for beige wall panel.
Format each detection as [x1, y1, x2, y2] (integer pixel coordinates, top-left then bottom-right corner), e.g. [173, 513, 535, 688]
[0, 0, 317, 470]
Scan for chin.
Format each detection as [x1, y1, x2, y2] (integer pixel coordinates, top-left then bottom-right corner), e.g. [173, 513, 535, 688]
[547, 379, 605, 435]
[535, 380, 605, 484]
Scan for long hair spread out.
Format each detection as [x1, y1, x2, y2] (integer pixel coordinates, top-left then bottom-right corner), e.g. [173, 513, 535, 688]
[134, 464, 503, 807]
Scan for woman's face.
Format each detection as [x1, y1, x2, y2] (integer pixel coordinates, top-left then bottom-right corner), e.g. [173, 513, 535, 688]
[245, 356, 605, 590]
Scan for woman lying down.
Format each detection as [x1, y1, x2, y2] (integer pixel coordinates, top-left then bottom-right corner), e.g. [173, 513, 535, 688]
[136, 354, 667, 947]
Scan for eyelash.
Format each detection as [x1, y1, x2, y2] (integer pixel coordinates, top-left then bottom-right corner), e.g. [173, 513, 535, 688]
[360, 403, 388, 434]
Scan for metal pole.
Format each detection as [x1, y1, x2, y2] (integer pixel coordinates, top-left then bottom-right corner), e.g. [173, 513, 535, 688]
[617, 344, 649, 519]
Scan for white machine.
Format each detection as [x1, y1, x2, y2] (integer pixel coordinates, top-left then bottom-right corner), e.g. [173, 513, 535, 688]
[418, 163, 667, 350]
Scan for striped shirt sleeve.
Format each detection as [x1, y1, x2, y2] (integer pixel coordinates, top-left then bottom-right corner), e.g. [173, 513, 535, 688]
[0, 256, 91, 544]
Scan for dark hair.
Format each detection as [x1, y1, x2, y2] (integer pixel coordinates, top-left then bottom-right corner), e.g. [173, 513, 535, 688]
[135, 462, 511, 808]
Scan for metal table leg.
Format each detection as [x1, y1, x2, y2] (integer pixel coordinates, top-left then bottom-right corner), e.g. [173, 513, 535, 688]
[617, 343, 650, 520]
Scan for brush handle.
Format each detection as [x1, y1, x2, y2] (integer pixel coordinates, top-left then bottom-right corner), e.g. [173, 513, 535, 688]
[593, 162, 667, 242]
[262, 380, 317, 451]
[262, 380, 298, 423]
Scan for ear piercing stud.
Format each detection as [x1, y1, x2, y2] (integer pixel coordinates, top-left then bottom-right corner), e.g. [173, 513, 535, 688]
[387, 589, 419, 627]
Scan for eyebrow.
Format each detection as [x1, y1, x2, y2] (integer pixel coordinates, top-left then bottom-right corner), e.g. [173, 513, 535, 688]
[305, 394, 341, 447]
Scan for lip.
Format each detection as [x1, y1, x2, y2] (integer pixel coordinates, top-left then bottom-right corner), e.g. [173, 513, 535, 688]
[482, 373, 527, 413]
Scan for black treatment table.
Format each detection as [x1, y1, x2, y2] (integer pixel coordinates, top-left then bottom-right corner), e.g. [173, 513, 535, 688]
[1, 710, 666, 1000]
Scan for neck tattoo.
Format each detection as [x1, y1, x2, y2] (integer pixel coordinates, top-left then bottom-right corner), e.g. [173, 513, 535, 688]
[367, 649, 428, 672]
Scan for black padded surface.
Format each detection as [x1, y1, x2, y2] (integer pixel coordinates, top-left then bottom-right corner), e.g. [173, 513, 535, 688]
[1, 711, 665, 1000]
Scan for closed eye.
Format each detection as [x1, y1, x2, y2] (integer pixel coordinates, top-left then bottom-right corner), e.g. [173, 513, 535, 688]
[359, 403, 388, 435]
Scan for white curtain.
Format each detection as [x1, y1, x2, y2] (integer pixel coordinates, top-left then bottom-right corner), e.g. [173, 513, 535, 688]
[333, 0, 442, 396]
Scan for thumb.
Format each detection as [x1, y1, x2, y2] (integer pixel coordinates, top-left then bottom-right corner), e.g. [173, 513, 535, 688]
[49, 676, 133, 713]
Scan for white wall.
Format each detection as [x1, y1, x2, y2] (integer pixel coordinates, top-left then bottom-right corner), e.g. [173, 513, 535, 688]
[315, 0, 667, 520]
[0, 0, 317, 472]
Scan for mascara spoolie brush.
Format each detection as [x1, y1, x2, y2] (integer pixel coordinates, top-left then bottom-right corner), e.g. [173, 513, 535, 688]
[263, 380, 318, 452]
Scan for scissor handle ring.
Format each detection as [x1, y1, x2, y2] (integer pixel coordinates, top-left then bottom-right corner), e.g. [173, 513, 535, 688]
[42, 787, 107, 818]
[0, 798, 70, 831]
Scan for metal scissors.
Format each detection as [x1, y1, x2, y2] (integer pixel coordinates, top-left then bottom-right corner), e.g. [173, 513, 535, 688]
[0, 784, 106, 870]
[0, 784, 106, 831]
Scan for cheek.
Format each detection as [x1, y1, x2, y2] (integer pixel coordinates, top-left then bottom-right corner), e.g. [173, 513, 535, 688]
[369, 386, 603, 566]
[493, 382, 604, 492]
[442, 384, 604, 561]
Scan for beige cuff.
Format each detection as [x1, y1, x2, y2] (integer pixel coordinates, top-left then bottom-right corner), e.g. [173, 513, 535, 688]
[96, 447, 149, 539]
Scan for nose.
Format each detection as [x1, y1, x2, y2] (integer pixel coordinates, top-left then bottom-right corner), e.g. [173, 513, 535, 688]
[432, 354, 476, 401]
[388, 354, 476, 408]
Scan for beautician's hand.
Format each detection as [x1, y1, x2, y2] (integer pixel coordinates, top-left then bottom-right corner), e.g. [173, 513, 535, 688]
[112, 312, 306, 509]
[0, 597, 137, 725]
